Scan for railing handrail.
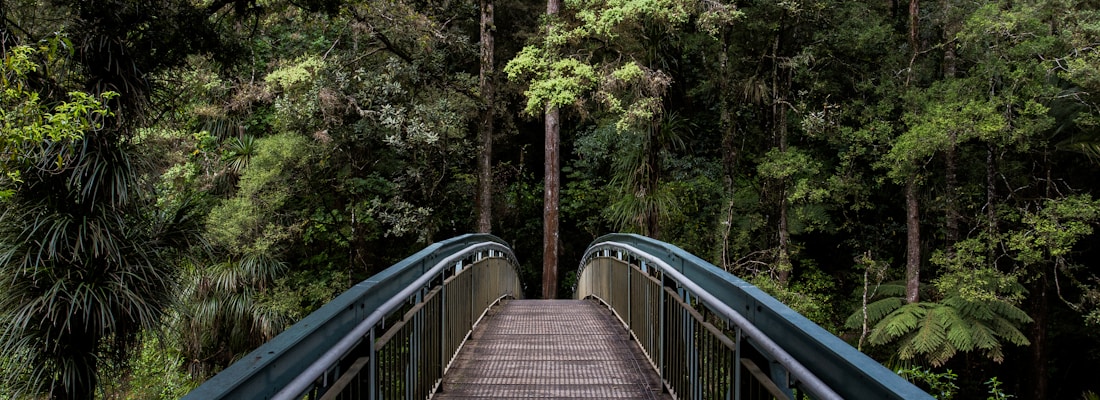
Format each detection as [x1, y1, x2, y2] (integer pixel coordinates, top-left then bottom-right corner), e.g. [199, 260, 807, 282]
[579, 233, 933, 400]
[182, 234, 517, 400]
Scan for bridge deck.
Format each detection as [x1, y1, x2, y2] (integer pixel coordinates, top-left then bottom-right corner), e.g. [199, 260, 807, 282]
[435, 299, 670, 399]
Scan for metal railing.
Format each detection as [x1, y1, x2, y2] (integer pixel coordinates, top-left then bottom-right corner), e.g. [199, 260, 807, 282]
[575, 234, 933, 400]
[182, 234, 522, 400]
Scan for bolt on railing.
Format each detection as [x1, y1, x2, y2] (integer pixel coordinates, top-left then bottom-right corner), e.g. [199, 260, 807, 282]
[575, 234, 934, 400]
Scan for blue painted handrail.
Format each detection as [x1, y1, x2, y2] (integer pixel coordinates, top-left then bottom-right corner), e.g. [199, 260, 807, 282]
[182, 234, 515, 400]
[578, 233, 932, 400]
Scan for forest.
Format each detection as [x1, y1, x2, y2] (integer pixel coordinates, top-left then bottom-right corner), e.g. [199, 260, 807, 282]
[2, 0, 1100, 398]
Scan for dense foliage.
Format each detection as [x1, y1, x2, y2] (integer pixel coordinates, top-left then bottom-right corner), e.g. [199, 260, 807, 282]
[3, 0, 1100, 398]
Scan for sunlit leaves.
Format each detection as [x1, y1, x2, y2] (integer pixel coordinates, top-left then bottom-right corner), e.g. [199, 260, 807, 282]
[882, 82, 1006, 180]
[206, 133, 317, 256]
[566, 0, 691, 38]
[265, 56, 326, 92]
[505, 48, 599, 114]
[1007, 195, 1100, 265]
[695, 0, 742, 36]
[757, 146, 827, 203]
[504, 0, 702, 128]
[932, 237, 1026, 304]
[600, 62, 672, 131]
[1, 42, 118, 198]
[957, 3, 1057, 62]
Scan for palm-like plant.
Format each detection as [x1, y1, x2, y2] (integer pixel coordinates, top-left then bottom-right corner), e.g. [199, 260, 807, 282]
[0, 138, 202, 398]
[1051, 91, 1100, 163]
[605, 113, 690, 237]
[224, 134, 257, 174]
[1056, 134, 1100, 163]
[174, 252, 290, 378]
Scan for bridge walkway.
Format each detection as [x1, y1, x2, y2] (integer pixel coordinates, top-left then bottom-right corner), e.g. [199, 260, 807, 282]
[435, 299, 670, 399]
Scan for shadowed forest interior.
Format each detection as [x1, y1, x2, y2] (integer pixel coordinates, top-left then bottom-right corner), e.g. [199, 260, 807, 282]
[2, 0, 1100, 398]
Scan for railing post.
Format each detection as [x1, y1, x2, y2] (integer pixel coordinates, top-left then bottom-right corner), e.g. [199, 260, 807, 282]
[435, 269, 440, 380]
[733, 325, 742, 400]
[658, 278, 666, 381]
[408, 308, 416, 400]
[368, 327, 377, 400]
[470, 260, 475, 332]
[678, 288, 701, 399]
[629, 258, 638, 327]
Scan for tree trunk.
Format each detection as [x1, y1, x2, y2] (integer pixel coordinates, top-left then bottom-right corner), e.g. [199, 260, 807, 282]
[943, 0, 959, 256]
[541, 0, 561, 300]
[718, 28, 737, 271]
[901, 0, 921, 305]
[909, 0, 919, 53]
[905, 175, 921, 303]
[1025, 150, 1053, 399]
[986, 144, 998, 260]
[776, 104, 790, 284]
[476, 0, 495, 233]
[945, 131, 958, 253]
[772, 31, 792, 284]
[941, 0, 957, 80]
[543, 104, 560, 299]
[1029, 271, 1049, 399]
[719, 39, 736, 192]
[904, 0, 919, 87]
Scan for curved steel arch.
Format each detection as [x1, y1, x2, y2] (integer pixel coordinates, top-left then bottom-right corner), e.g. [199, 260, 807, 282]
[576, 233, 932, 400]
[183, 234, 522, 400]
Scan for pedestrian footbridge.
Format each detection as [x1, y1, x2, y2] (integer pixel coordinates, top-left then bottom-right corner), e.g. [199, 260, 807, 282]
[182, 234, 932, 400]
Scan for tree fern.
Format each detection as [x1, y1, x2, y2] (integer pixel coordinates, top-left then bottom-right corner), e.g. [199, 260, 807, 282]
[917, 306, 954, 354]
[850, 284, 1033, 366]
[942, 308, 975, 351]
[845, 296, 905, 329]
[867, 302, 928, 345]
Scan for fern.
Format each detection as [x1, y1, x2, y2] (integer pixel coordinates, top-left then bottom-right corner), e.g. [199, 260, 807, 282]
[868, 303, 927, 345]
[873, 282, 912, 298]
[912, 306, 950, 355]
[845, 296, 905, 329]
[856, 294, 1032, 366]
[987, 300, 1033, 324]
[942, 307, 974, 351]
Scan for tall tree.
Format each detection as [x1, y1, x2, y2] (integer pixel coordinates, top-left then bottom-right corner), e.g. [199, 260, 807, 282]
[477, 0, 495, 233]
[542, 0, 562, 299]
[941, 0, 960, 258]
[506, 0, 731, 296]
[904, 0, 922, 304]
[769, 14, 793, 284]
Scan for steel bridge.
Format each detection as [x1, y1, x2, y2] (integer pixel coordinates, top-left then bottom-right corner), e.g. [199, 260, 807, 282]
[182, 234, 933, 400]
